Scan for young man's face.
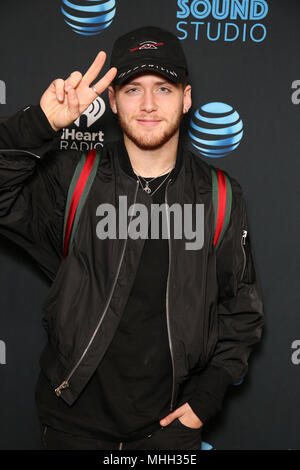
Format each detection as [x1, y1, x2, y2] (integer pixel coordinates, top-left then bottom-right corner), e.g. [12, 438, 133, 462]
[108, 73, 192, 150]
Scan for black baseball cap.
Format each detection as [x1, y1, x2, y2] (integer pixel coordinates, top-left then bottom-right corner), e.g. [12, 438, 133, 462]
[110, 26, 189, 85]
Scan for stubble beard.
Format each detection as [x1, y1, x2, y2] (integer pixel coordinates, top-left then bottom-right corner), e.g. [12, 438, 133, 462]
[117, 112, 183, 151]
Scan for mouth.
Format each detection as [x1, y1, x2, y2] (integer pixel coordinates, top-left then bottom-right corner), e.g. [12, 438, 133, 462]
[136, 119, 162, 127]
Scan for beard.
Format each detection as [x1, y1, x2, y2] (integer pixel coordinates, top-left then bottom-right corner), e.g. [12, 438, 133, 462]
[117, 112, 183, 151]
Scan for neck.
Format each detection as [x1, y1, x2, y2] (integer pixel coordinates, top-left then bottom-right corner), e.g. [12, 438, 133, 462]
[123, 132, 179, 177]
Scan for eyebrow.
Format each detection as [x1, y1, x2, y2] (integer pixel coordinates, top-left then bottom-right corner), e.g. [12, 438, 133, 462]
[124, 80, 173, 87]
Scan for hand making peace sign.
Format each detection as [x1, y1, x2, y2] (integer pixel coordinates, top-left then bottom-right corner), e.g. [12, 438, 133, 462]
[40, 51, 117, 132]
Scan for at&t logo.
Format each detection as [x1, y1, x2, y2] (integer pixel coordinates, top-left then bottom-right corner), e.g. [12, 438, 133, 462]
[176, 0, 268, 43]
[61, 0, 116, 36]
[189, 102, 244, 158]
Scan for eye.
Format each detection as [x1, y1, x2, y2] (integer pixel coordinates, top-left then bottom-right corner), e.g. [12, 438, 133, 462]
[125, 87, 139, 94]
[158, 87, 171, 93]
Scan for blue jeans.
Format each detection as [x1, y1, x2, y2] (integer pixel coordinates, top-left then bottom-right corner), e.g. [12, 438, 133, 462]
[41, 420, 202, 450]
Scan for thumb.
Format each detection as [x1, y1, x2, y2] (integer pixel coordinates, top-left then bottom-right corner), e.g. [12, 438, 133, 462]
[160, 411, 180, 427]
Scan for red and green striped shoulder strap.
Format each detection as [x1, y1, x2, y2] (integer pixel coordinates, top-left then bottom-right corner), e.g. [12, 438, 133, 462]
[210, 166, 232, 250]
[62, 152, 230, 258]
[62, 148, 102, 259]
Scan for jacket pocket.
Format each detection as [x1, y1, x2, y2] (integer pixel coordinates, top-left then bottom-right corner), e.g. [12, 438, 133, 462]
[41, 247, 89, 364]
[174, 417, 202, 432]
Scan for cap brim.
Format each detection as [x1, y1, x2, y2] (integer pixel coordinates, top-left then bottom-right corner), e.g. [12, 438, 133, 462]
[113, 63, 186, 85]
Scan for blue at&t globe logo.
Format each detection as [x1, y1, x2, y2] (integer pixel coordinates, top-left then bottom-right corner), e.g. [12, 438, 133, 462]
[189, 102, 244, 158]
[61, 0, 116, 36]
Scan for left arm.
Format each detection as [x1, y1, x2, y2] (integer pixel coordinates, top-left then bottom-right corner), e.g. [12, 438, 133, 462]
[161, 176, 265, 428]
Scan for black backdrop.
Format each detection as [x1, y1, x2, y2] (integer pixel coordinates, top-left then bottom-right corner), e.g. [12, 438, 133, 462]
[0, 0, 300, 450]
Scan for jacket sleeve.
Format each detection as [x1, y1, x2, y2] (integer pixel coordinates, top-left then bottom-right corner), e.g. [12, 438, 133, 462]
[0, 104, 57, 149]
[0, 104, 77, 282]
[179, 175, 265, 424]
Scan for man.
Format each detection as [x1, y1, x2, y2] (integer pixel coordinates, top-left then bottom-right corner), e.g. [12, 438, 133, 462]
[0, 26, 264, 450]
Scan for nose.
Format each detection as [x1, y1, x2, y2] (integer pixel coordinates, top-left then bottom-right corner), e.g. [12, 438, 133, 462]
[140, 89, 158, 113]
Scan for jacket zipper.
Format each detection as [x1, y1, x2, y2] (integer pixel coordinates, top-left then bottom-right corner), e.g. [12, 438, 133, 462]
[165, 178, 176, 412]
[240, 229, 248, 281]
[0, 148, 41, 158]
[55, 179, 140, 397]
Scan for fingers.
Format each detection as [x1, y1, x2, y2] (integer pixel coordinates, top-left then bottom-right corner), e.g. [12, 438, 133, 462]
[64, 71, 83, 91]
[60, 71, 83, 102]
[92, 66, 118, 95]
[48, 57, 117, 121]
[51, 78, 65, 102]
[50, 50, 116, 107]
[65, 86, 80, 119]
[160, 404, 188, 426]
[51, 71, 83, 103]
[160, 413, 177, 426]
[82, 50, 107, 86]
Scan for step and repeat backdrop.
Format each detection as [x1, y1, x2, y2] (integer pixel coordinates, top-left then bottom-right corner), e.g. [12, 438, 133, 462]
[0, 0, 299, 450]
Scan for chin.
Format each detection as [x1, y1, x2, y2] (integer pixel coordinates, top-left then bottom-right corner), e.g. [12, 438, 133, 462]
[129, 133, 171, 150]
[119, 119, 182, 151]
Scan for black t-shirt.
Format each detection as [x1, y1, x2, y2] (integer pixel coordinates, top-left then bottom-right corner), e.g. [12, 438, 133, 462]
[36, 145, 175, 442]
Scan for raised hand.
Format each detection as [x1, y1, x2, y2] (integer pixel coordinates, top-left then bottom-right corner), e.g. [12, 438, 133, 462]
[40, 51, 117, 131]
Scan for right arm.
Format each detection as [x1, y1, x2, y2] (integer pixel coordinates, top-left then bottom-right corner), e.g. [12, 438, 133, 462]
[0, 105, 78, 281]
[0, 104, 57, 150]
[0, 51, 117, 281]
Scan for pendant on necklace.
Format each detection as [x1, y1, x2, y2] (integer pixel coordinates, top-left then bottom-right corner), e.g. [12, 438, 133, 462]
[144, 184, 151, 194]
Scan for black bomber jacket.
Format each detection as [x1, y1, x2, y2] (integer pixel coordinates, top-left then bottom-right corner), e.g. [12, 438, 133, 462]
[0, 104, 265, 424]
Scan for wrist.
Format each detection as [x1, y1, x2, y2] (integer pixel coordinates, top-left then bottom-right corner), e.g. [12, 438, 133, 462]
[49, 121, 60, 132]
[39, 103, 61, 133]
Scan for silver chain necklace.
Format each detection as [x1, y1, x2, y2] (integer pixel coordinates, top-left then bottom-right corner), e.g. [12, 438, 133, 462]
[134, 167, 174, 196]
[136, 164, 174, 183]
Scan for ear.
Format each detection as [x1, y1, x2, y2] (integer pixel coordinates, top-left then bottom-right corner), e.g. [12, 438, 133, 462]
[108, 86, 118, 114]
[183, 85, 192, 114]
